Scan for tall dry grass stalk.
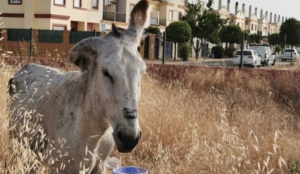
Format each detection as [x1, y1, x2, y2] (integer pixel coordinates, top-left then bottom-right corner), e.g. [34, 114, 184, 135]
[1, 57, 300, 173]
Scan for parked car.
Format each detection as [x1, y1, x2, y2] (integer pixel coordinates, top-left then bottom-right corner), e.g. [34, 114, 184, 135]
[248, 45, 276, 66]
[233, 50, 261, 68]
[282, 48, 300, 61]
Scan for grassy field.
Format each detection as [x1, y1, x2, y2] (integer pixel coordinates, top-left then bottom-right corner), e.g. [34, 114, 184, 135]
[1, 58, 300, 173]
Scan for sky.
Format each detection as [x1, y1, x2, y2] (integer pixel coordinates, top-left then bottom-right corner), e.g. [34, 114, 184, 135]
[190, 0, 300, 21]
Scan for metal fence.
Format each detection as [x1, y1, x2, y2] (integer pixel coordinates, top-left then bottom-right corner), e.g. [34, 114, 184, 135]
[38, 30, 63, 43]
[159, 18, 166, 26]
[5, 28, 102, 44]
[7, 28, 31, 41]
[70, 31, 99, 43]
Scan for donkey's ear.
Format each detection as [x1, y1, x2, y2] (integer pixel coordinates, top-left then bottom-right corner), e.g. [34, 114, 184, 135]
[128, 0, 151, 42]
[69, 37, 100, 71]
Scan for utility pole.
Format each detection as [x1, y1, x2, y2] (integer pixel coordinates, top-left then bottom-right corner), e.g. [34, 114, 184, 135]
[162, 31, 166, 64]
[29, 28, 32, 58]
[284, 33, 286, 49]
[239, 32, 244, 68]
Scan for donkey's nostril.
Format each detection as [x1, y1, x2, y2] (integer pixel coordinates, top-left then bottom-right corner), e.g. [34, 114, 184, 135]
[117, 131, 123, 142]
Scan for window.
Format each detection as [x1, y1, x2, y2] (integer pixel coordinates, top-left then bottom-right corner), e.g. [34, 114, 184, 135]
[169, 11, 173, 21]
[74, 0, 81, 7]
[8, 0, 22, 4]
[53, 25, 66, 30]
[236, 51, 252, 56]
[178, 12, 182, 20]
[264, 27, 267, 34]
[92, 0, 98, 9]
[251, 24, 253, 30]
[54, 0, 65, 5]
[285, 49, 295, 53]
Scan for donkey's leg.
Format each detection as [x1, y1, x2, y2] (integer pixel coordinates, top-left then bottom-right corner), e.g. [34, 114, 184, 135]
[90, 127, 115, 174]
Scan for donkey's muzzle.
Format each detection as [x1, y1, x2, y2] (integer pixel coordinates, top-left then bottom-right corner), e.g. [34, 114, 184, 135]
[115, 130, 142, 153]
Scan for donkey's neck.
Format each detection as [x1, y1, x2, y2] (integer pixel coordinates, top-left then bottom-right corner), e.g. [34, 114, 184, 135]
[76, 69, 110, 137]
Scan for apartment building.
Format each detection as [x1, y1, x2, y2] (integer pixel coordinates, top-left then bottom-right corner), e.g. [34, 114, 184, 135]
[0, 0, 185, 32]
[0, 0, 105, 31]
[213, 0, 284, 36]
[148, 0, 185, 31]
[245, 6, 258, 34]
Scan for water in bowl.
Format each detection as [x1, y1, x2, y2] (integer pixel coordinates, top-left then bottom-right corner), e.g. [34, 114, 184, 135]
[112, 166, 148, 174]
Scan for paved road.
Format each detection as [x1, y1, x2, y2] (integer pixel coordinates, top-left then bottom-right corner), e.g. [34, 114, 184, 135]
[203, 55, 291, 68]
[144, 55, 295, 69]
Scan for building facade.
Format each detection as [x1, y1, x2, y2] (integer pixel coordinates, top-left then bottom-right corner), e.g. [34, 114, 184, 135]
[214, 0, 284, 36]
[0, 0, 185, 32]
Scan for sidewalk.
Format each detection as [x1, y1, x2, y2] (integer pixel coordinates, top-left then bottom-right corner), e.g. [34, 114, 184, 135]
[144, 57, 233, 66]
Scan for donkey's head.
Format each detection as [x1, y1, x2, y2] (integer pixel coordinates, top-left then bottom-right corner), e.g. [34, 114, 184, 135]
[69, 0, 150, 153]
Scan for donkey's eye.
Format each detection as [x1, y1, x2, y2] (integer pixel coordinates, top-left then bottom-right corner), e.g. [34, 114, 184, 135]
[102, 70, 113, 83]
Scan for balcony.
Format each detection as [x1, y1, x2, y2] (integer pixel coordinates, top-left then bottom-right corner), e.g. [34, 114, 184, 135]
[103, 11, 126, 22]
[150, 17, 166, 26]
[159, 18, 166, 26]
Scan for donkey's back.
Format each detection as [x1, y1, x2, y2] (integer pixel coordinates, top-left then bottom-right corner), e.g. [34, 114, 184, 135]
[9, 63, 78, 100]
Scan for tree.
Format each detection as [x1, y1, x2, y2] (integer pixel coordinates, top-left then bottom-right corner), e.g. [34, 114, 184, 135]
[197, 8, 227, 45]
[280, 18, 300, 48]
[248, 34, 255, 43]
[243, 31, 249, 41]
[166, 21, 192, 61]
[268, 33, 281, 46]
[220, 25, 243, 46]
[255, 33, 261, 44]
[220, 25, 243, 57]
[180, 2, 202, 59]
[145, 26, 161, 35]
[181, 0, 227, 59]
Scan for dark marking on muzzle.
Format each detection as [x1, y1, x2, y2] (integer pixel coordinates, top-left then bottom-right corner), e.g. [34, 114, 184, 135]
[123, 108, 137, 119]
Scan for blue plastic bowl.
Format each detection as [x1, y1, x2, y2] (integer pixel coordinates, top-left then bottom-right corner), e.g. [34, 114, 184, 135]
[112, 166, 148, 174]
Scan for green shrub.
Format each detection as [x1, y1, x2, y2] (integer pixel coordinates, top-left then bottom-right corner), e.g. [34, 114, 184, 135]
[211, 46, 224, 58]
[225, 47, 236, 58]
[275, 45, 282, 54]
[178, 43, 191, 61]
[145, 26, 161, 35]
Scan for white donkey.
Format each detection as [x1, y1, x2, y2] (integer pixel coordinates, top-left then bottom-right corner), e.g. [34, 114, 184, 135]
[8, 0, 150, 173]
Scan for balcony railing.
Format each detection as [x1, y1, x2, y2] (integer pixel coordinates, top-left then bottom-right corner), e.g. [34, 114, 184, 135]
[150, 17, 166, 26]
[257, 31, 262, 35]
[103, 11, 126, 22]
[159, 18, 166, 26]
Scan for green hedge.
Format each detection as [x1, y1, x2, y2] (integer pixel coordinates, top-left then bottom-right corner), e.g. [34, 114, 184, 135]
[211, 46, 224, 58]
[178, 43, 192, 61]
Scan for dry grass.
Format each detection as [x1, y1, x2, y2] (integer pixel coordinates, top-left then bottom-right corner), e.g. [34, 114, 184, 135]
[1, 53, 300, 173]
[111, 65, 300, 174]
